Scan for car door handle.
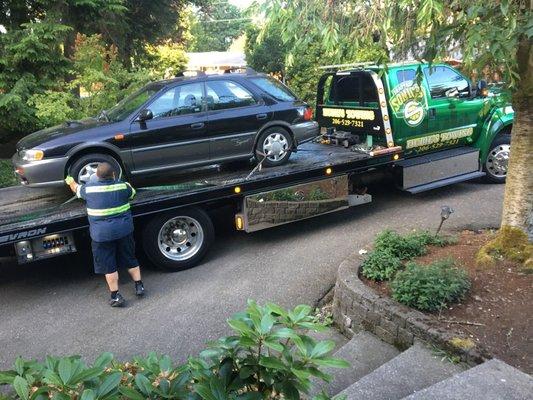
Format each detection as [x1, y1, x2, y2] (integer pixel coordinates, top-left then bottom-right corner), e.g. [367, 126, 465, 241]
[191, 122, 205, 129]
[256, 113, 268, 120]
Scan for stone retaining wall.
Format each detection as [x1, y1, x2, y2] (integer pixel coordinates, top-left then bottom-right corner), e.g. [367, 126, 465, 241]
[333, 253, 490, 366]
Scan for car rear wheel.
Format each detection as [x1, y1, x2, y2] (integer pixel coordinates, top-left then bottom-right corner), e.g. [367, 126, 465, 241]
[255, 127, 293, 167]
[142, 207, 214, 271]
[483, 134, 511, 183]
[69, 153, 122, 184]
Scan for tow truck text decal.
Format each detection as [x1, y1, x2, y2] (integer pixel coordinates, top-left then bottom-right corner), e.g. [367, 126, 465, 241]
[322, 107, 376, 128]
[390, 81, 427, 127]
[0, 227, 47, 244]
[406, 127, 473, 149]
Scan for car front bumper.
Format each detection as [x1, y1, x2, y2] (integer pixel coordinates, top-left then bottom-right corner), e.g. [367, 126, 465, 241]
[291, 121, 320, 145]
[12, 152, 68, 187]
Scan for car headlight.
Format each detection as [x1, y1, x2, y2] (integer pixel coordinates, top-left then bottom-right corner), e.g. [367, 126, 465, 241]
[20, 149, 44, 161]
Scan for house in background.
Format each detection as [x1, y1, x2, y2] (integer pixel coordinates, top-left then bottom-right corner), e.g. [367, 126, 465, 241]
[186, 51, 246, 74]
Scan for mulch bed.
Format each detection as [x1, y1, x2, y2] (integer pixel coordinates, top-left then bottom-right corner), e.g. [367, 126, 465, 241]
[361, 230, 533, 374]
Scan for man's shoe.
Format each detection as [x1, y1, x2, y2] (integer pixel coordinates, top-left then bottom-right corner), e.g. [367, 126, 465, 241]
[135, 282, 145, 297]
[109, 293, 126, 307]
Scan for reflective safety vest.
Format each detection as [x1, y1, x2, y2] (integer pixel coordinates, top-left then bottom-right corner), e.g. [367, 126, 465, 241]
[77, 178, 136, 242]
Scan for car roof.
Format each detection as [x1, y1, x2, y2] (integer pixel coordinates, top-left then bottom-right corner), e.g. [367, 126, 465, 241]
[154, 71, 265, 87]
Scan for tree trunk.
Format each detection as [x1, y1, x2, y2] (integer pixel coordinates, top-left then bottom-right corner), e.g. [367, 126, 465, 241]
[500, 37, 533, 238]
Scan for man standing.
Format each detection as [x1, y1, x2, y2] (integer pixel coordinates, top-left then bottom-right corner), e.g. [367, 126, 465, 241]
[65, 162, 145, 307]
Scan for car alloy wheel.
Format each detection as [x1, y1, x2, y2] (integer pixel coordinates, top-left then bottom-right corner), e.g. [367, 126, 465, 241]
[77, 162, 101, 184]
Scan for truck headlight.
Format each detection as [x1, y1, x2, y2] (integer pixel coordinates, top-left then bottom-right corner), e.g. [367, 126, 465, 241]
[20, 149, 44, 161]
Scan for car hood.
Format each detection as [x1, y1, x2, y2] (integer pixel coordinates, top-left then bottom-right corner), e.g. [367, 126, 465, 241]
[16, 118, 107, 151]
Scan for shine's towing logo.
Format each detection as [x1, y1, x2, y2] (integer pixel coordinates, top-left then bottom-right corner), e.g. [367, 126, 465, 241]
[0, 227, 47, 244]
[389, 80, 427, 127]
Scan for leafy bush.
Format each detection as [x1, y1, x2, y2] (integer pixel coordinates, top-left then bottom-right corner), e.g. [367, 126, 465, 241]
[361, 249, 403, 281]
[0, 159, 18, 188]
[0, 301, 348, 399]
[391, 259, 471, 312]
[374, 230, 455, 261]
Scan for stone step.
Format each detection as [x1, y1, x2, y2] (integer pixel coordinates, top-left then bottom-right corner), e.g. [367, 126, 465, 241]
[311, 331, 400, 396]
[306, 326, 349, 354]
[403, 358, 533, 400]
[338, 342, 465, 399]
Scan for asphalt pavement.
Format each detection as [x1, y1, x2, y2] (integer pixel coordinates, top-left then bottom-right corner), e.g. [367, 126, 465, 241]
[0, 182, 503, 369]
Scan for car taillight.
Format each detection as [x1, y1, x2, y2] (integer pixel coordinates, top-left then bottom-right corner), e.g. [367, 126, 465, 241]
[303, 107, 313, 121]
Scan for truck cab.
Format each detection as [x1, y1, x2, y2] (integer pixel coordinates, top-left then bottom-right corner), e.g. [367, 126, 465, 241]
[316, 62, 514, 187]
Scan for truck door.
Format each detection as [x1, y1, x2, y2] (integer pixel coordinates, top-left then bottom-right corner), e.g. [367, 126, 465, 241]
[387, 67, 430, 152]
[423, 65, 486, 146]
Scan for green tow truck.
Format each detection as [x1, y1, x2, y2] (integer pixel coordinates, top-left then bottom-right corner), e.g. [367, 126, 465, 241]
[316, 62, 513, 192]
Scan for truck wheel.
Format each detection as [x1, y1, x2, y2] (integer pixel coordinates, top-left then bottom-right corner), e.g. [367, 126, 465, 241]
[142, 207, 214, 271]
[69, 153, 122, 184]
[483, 135, 511, 183]
[255, 127, 292, 167]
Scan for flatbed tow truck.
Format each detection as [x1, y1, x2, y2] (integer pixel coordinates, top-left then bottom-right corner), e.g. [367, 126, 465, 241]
[0, 61, 513, 271]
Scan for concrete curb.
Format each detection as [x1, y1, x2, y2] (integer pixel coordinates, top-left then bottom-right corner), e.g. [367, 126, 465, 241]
[332, 253, 491, 366]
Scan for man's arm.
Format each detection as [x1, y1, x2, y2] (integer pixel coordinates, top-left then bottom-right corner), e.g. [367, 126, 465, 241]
[65, 176, 83, 198]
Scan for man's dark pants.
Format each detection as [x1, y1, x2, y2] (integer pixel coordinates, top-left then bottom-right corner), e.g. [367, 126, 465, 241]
[91, 233, 139, 274]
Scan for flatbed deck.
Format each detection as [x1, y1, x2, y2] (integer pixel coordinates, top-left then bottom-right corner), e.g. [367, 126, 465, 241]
[0, 142, 399, 245]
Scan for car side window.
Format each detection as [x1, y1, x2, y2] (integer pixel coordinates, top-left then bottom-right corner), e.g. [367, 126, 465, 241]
[423, 66, 469, 98]
[206, 80, 256, 111]
[149, 83, 204, 119]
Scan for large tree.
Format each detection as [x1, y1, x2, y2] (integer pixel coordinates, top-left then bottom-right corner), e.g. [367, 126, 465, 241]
[260, 0, 532, 237]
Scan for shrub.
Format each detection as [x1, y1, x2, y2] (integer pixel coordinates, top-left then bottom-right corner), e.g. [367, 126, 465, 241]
[391, 259, 471, 312]
[374, 230, 455, 261]
[361, 249, 403, 281]
[0, 301, 348, 399]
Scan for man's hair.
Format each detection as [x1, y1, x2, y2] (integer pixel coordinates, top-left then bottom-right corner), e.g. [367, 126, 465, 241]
[96, 162, 115, 179]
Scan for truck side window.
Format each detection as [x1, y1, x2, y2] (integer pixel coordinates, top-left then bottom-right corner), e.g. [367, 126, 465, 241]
[424, 66, 469, 98]
[397, 69, 416, 83]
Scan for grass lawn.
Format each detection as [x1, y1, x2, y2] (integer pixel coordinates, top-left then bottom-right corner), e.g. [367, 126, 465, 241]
[0, 159, 17, 188]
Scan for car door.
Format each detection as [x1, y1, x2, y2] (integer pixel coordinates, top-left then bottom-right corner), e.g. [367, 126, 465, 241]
[423, 65, 486, 143]
[128, 82, 209, 175]
[205, 79, 272, 161]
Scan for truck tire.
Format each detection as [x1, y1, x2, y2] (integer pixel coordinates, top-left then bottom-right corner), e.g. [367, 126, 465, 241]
[483, 134, 511, 183]
[254, 127, 293, 167]
[142, 207, 214, 271]
[69, 153, 122, 184]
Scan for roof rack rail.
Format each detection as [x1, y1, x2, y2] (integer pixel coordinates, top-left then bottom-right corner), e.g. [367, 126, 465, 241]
[175, 70, 207, 78]
[319, 62, 375, 71]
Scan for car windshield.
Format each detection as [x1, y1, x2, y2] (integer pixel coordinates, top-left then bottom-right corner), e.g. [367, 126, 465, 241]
[105, 84, 162, 122]
[249, 76, 297, 102]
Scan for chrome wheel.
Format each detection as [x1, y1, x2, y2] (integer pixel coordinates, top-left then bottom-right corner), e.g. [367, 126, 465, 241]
[263, 132, 289, 162]
[486, 144, 510, 178]
[77, 162, 100, 184]
[158, 216, 204, 261]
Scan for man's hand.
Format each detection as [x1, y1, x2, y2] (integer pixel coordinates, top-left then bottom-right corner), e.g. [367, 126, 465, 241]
[65, 175, 78, 194]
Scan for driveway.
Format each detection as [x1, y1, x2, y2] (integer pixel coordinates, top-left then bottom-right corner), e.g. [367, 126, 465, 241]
[0, 182, 503, 369]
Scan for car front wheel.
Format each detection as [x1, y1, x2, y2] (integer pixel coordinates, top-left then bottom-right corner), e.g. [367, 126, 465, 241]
[255, 127, 293, 167]
[69, 153, 122, 184]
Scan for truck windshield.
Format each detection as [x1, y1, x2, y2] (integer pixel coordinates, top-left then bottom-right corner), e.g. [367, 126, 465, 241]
[106, 84, 162, 122]
[249, 77, 297, 101]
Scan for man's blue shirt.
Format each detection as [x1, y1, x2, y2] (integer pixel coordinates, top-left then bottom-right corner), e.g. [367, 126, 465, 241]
[77, 177, 136, 242]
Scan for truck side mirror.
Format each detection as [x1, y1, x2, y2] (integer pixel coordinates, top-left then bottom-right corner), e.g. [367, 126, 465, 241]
[477, 80, 488, 97]
[137, 109, 153, 122]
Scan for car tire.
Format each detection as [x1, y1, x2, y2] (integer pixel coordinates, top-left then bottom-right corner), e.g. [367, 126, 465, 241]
[69, 153, 122, 184]
[483, 134, 511, 184]
[142, 207, 214, 272]
[254, 127, 293, 167]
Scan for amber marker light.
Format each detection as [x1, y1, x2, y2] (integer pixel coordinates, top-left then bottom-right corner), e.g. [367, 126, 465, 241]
[235, 215, 244, 230]
[114, 134, 125, 140]
[393, 154, 400, 161]
[325, 167, 333, 175]
[234, 186, 242, 194]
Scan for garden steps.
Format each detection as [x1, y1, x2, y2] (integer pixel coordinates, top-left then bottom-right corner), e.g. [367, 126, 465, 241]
[402, 358, 533, 400]
[307, 326, 349, 354]
[310, 331, 400, 396]
[337, 341, 465, 399]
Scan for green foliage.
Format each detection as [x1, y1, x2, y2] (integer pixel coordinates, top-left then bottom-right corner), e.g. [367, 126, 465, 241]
[245, 23, 288, 76]
[308, 188, 329, 201]
[0, 160, 17, 188]
[391, 259, 471, 312]
[361, 249, 403, 281]
[143, 42, 188, 78]
[189, 0, 246, 52]
[0, 301, 347, 399]
[28, 90, 79, 127]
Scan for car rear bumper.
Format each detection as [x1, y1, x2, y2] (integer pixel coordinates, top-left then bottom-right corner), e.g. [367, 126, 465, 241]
[291, 121, 320, 145]
[12, 153, 68, 187]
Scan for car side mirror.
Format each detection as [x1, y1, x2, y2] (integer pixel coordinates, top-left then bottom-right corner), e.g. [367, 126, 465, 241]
[137, 109, 153, 122]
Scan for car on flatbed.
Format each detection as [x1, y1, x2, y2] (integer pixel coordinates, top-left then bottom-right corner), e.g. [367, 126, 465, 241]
[12, 70, 317, 187]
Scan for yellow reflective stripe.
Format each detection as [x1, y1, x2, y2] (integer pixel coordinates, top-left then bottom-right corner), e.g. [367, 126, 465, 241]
[86, 203, 130, 217]
[85, 183, 128, 193]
